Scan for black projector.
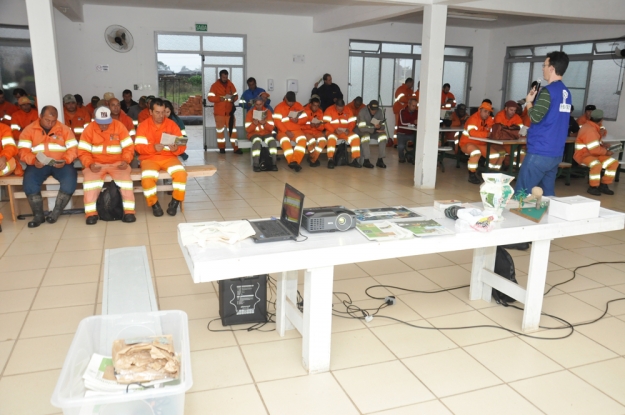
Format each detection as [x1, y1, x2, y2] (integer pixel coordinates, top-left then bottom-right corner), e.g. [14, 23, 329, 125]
[302, 206, 357, 232]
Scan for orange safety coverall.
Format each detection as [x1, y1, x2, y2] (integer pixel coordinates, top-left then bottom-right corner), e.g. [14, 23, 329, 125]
[245, 108, 276, 164]
[460, 112, 502, 172]
[18, 120, 78, 165]
[273, 101, 307, 164]
[0, 101, 17, 127]
[11, 109, 38, 141]
[441, 91, 457, 108]
[393, 84, 415, 140]
[78, 120, 135, 217]
[302, 105, 326, 163]
[574, 121, 617, 187]
[138, 108, 150, 124]
[323, 105, 360, 159]
[577, 114, 607, 137]
[346, 101, 366, 119]
[494, 110, 525, 168]
[85, 103, 95, 119]
[115, 111, 136, 139]
[447, 111, 469, 146]
[64, 107, 91, 140]
[207, 80, 239, 150]
[135, 117, 187, 206]
[0, 123, 19, 176]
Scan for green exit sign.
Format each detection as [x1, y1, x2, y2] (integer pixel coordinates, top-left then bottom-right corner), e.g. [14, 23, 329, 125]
[195, 23, 207, 32]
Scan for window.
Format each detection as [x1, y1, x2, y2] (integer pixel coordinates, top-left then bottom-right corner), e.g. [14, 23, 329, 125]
[504, 38, 625, 120]
[348, 40, 472, 107]
[0, 25, 34, 95]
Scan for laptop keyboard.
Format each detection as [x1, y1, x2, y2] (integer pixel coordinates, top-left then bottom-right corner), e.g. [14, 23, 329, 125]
[259, 221, 289, 237]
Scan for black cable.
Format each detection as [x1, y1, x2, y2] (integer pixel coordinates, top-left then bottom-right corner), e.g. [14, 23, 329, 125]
[544, 260, 625, 295]
[365, 284, 469, 300]
[295, 234, 308, 242]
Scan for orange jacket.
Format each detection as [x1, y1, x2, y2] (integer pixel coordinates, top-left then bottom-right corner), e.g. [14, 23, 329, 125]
[135, 117, 185, 162]
[450, 111, 469, 128]
[273, 101, 307, 133]
[521, 107, 531, 127]
[18, 120, 77, 165]
[460, 112, 493, 148]
[138, 108, 150, 124]
[64, 107, 91, 139]
[208, 80, 238, 116]
[577, 114, 606, 136]
[346, 100, 366, 118]
[0, 123, 18, 161]
[78, 120, 134, 168]
[574, 121, 607, 164]
[323, 105, 356, 135]
[393, 84, 415, 114]
[494, 110, 524, 128]
[85, 103, 95, 119]
[245, 108, 275, 136]
[0, 101, 17, 127]
[441, 91, 457, 108]
[114, 111, 136, 138]
[303, 106, 325, 133]
[11, 109, 39, 140]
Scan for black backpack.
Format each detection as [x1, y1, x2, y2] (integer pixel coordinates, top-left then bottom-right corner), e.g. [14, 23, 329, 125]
[96, 182, 124, 221]
[334, 143, 349, 166]
[493, 246, 518, 304]
[258, 147, 274, 171]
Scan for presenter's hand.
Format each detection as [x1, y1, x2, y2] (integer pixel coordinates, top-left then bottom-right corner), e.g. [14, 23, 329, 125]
[526, 87, 538, 104]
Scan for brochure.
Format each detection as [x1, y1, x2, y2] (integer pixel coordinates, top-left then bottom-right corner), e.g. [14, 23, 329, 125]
[353, 206, 422, 222]
[288, 110, 304, 119]
[253, 110, 267, 121]
[356, 221, 414, 242]
[396, 220, 455, 237]
[161, 133, 187, 146]
[36, 152, 64, 167]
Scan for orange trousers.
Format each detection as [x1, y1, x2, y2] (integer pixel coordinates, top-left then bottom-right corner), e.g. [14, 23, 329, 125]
[141, 158, 187, 206]
[461, 143, 505, 172]
[327, 133, 361, 159]
[214, 115, 239, 150]
[277, 130, 307, 164]
[83, 163, 135, 217]
[580, 155, 618, 186]
[305, 131, 327, 163]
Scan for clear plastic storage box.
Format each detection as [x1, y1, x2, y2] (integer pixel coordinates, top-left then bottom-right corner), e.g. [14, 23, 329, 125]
[51, 310, 193, 415]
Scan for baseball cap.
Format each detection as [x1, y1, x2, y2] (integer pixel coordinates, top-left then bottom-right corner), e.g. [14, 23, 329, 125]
[94, 106, 112, 124]
[591, 109, 604, 120]
[479, 102, 493, 112]
[103, 92, 115, 101]
[504, 100, 517, 109]
[368, 100, 379, 109]
[63, 94, 77, 104]
[17, 97, 31, 105]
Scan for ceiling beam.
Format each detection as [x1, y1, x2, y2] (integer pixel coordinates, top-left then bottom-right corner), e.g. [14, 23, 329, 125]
[53, 0, 83, 22]
[313, 4, 422, 33]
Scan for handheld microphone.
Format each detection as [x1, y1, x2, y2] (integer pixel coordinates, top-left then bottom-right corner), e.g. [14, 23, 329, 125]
[533, 79, 542, 103]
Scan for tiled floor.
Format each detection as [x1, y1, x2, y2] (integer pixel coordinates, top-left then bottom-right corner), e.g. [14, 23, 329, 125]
[1, 126, 625, 414]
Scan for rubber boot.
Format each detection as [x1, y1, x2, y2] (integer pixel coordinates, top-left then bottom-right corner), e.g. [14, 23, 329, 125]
[468, 172, 481, 184]
[46, 191, 72, 224]
[376, 158, 386, 168]
[167, 198, 180, 216]
[362, 159, 374, 169]
[27, 193, 45, 228]
[587, 186, 601, 196]
[599, 183, 614, 195]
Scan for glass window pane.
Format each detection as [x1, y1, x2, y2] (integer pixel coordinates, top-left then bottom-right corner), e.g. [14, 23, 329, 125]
[534, 45, 560, 56]
[348, 56, 363, 101]
[569, 88, 586, 118]
[509, 47, 532, 57]
[443, 61, 467, 105]
[158, 34, 200, 51]
[413, 45, 422, 55]
[231, 67, 244, 105]
[381, 43, 412, 54]
[444, 47, 471, 57]
[393, 58, 413, 99]
[0, 45, 35, 94]
[203, 66, 217, 126]
[350, 41, 379, 53]
[203, 36, 243, 52]
[532, 62, 544, 84]
[380, 59, 394, 107]
[506, 62, 530, 102]
[363, 57, 380, 103]
[562, 61, 588, 89]
[562, 43, 592, 55]
[413, 60, 421, 85]
[587, 60, 622, 120]
[595, 40, 625, 54]
[0, 27, 29, 39]
[203, 56, 244, 65]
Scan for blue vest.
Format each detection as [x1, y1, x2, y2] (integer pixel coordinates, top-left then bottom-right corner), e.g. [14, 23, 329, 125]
[527, 80, 572, 158]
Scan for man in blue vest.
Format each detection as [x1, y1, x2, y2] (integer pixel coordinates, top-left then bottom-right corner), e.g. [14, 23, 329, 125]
[240, 77, 271, 112]
[515, 51, 571, 197]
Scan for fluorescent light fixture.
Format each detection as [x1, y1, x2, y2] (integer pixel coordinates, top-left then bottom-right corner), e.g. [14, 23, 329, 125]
[448, 12, 498, 22]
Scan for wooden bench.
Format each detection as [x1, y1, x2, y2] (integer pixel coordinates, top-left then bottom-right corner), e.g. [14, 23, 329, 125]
[0, 164, 217, 221]
[558, 162, 572, 186]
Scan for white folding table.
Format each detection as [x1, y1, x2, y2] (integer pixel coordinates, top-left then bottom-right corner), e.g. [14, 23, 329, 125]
[178, 206, 624, 374]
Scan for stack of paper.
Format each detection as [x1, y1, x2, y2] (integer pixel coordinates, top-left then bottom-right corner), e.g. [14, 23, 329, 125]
[355, 221, 414, 241]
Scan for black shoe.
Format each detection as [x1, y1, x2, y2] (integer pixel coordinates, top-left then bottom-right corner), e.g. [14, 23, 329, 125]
[349, 159, 362, 168]
[309, 159, 320, 167]
[362, 159, 374, 169]
[122, 214, 136, 223]
[180, 152, 189, 161]
[219, 148, 226, 154]
[234, 149, 243, 154]
[86, 216, 98, 225]
[376, 158, 386, 168]
[46, 191, 72, 224]
[328, 160, 335, 169]
[288, 162, 302, 172]
[587, 186, 602, 196]
[271, 165, 278, 171]
[399, 159, 406, 163]
[26, 193, 45, 228]
[253, 165, 261, 172]
[167, 199, 180, 216]
[468, 172, 481, 184]
[152, 201, 164, 217]
[599, 183, 614, 195]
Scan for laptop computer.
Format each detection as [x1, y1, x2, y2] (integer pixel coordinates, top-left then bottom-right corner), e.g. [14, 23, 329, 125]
[249, 183, 305, 243]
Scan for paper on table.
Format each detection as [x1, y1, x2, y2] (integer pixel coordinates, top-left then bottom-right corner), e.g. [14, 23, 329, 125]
[179, 220, 257, 247]
[355, 221, 414, 241]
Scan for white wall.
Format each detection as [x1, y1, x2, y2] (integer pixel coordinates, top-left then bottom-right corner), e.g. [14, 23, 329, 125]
[52, 4, 490, 108]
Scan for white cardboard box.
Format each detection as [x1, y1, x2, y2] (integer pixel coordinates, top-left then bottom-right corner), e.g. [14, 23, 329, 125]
[548, 196, 600, 221]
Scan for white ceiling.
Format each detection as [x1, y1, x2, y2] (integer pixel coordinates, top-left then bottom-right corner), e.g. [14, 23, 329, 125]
[386, 10, 560, 29]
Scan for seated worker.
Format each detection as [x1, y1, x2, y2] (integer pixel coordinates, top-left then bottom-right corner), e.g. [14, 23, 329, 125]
[568, 105, 580, 137]
[121, 89, 138, 114]
[441, 83, 456, 109]
[260, 92, 273, 112]
[246, 97, 277, 172]
[302, 97, 326, 167]
[135, 98, 187, 217]
[137, 96, 153, 124]
[63, 94, 90, 141]
[0, 121, 20, 176]
[163, 100, 189, 161]
[127, 96, 146, 127]
[355, 100, 388, 168]
[346, 97, 365, 120]
[18, 106, 78, 228]
[273, 91, 307, 172]
[574, 108, 617, 196]
[494, 100, 525, 168]
[85, 96, 99, 118]
[396, 98, 418, 163]
[102, 92, 115, 106]
[0, 90, 17, 127]
[323, 99, 361, 169]
[447, 103, 469, 147]
[13, 88, 37, 108]
[393, 78, 415, 144]
[240, 77, 271, 112]
[109, 98, 136, 140]
[78, 107, 136, 225]
[460, 102, 504, 184]
[11, 97, 39, 141]
[577, 104, 607, 137]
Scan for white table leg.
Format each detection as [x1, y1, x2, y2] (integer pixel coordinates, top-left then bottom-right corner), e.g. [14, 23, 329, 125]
[522, 239, 551, 332]
[276, 270, 298, 336]
[470, 246, 496, 302]
[302, 266, 334, 374]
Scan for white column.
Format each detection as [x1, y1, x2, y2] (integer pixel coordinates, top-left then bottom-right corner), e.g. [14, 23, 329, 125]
[25, 0, 63, 122]
[414, 4, 447, 189]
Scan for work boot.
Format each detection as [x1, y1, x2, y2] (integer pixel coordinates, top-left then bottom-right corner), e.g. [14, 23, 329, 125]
[219, 148, 226, 154]
[152, 201, 164, 217]
[167, 199, 180, 216]
[362, 159, 374, 169]
[288, 161, 301, 172]
[468, 172, 481, 184]
[234, 149, 243, 155]
[599, 183, 614, 195]
[122, 214, 136, 223]
[271, 165, 278, 171]
[253, 165, 261, 172]
[587, 186, 601, 196]
[349, 159, 362, 168]
[46, 191, 72, 224]
[399, 158, 406, 163]
[26, 193, 45, 228]
[328, 159, 335, 169]
[309, 158, 320, 167]
[86, 216, 98, 225]
[376, 158, 387, 168]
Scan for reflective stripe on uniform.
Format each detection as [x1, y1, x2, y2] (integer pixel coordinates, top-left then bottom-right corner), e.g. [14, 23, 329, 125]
[107, 145, 122, 154]
[78, 141, 92, 151]
[141, 169, 159, 179]
[1, 137, 16, 147]
[167, 165, 186, 175]
[135, 137, 148, 145]
[123, 201, 135, 210]
[120, 137, 133, 148]
[586, 140, 600, 150]
[18, 140, 32, 149]
[116, 181, 133, 190]
[65, 139, 78, 149]
[172, 182, 186, 191]
[85, 202, 97, 213]
[83, 180, 104, 191]
[603, 158, 617, 169]
[143, 186, 157, 197]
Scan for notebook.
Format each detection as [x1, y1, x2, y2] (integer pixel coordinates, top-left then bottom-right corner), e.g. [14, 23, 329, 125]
[249, 184, 305, 243]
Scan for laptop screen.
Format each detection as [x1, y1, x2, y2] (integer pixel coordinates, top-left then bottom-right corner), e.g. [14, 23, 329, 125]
[280, 183, 305, 236]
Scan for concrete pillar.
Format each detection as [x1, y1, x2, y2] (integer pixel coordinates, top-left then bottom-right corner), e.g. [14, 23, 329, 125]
[414, 4, 447, 189]
[25, 0, 63, 122]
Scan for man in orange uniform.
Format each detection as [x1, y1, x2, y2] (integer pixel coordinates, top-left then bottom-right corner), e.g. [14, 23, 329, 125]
[494, 100, 525, 168]
[346, 97, 365, 119]
[0, 122, 19, 177]
[245, 96, 277, 172]
[85, 96, 99, 119]
[18, 106, 78, 228]
[447, 103, 469, 148]
[0, 90, 17, 127]
[574, 109, 617, 196]
[137, 96, 153, 124]
[109, 98, 136, 139]
[393, 78, 415, 144]
[135, 98, 187, 217]
[441, 83, 456, 109]
[62, 94, 91, 141]
[323, 99, 361, 169]
[208, 70, 241, 154]
[78, 107, 135, 225]
[273, 91, 307, 172]
[11, 97, 39, 140]
[577, 104, 607, 137]
[460, 102, 503, 184]
[302, 97, 326, 167]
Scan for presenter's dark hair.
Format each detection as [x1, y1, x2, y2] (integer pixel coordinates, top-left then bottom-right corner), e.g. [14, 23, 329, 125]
[547, 51, 569, 76]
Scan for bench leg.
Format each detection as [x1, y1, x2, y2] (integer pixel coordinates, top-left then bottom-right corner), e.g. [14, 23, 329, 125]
[302, 266, 333, 373]
[522, 239, 551, 332]
[276, 270, 298, 336]
[470, 246, 496, 303]
[7, 185, 16, 222]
